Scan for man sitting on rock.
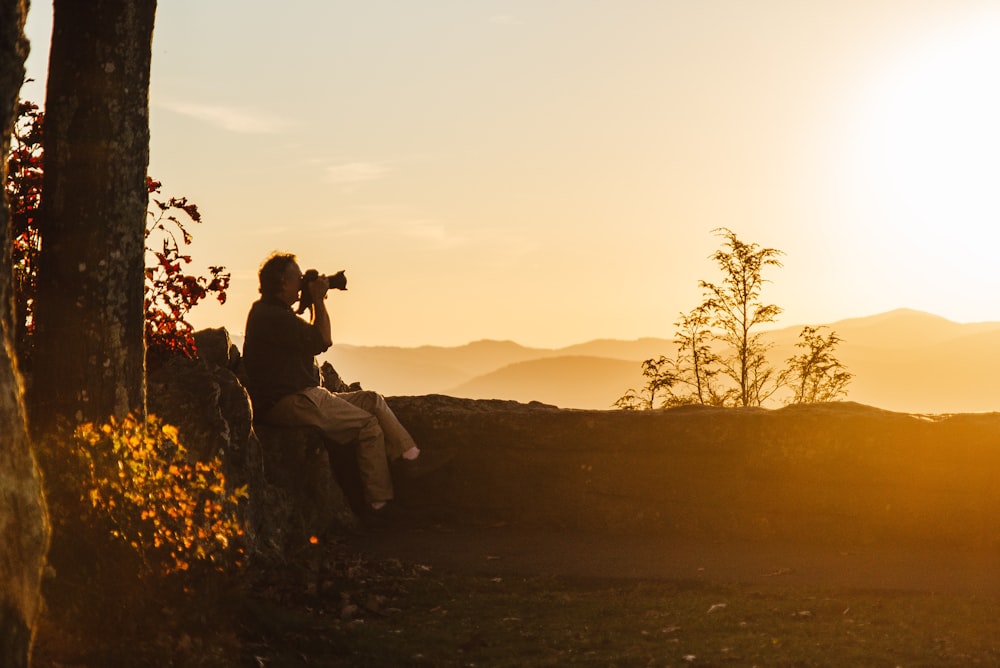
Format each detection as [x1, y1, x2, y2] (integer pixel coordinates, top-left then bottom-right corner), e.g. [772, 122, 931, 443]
[242, 251, 443, 522]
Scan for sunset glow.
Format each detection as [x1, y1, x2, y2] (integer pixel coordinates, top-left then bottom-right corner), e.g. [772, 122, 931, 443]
[834, 10, 1000, 317]
[20, 1, 1000, 347]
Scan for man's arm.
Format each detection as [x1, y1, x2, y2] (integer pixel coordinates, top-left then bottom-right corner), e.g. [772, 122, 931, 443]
[308, 276, 333, 347]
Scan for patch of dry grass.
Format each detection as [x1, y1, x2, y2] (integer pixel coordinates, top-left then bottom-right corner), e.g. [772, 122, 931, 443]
[33, 544, 1000, 666]
[343, 574, 1000, 666]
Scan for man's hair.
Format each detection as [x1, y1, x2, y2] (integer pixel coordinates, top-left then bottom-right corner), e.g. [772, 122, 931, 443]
[258, 252, 297, 296]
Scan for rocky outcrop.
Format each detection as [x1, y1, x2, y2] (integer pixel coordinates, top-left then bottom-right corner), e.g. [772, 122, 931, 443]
[151, 329, 363, 555]
[387, 396, 1000, 548]
[253, 423, 363, 540]
[147, 351, 272, 554]
[152, 330, 1000, 556]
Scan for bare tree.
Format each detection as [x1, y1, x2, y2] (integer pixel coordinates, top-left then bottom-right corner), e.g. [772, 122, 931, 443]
[30, 0, 157, 428]
[785, 325, 852, 404]
[0, 0, 51, 664]
[700, 228, 784, 407]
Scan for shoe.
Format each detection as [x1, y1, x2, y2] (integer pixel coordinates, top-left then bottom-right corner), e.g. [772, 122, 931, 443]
[391, 448, 456, 480]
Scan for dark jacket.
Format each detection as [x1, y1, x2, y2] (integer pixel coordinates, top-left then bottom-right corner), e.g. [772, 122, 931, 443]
[242, 294, 331, 416]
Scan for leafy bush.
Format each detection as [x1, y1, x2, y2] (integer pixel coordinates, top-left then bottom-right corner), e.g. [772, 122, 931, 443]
[47, 414, 247, 576]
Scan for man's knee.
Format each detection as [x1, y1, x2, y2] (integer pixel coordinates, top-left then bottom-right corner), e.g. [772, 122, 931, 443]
[355, 390, 385, 411]
[358, 414, 383, 442]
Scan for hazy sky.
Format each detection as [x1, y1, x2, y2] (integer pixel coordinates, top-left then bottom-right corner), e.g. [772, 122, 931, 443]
[19, 1, 1000, 347]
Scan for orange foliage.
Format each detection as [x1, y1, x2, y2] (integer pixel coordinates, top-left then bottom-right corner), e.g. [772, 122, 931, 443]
[72, 414, 247, 575]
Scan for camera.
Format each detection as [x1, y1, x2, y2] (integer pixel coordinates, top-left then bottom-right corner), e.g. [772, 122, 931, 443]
[296, 269, 347, 314]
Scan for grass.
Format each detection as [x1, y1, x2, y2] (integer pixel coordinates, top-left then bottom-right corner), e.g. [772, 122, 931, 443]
[34, 547, 1000, 667]
[340, 576, 1000, 667]
[249, 555, 1000, 667]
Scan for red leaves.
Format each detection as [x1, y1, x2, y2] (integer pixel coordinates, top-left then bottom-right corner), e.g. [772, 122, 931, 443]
[144, 202, 231, 367]
[9, 101, 231, 370]
[6, 103, 46, 362]
[166, 197, 201, 224]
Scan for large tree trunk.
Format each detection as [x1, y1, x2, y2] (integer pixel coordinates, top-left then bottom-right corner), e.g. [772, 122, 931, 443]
[30, 0, 157, 428]
[0, 1, 51, 665]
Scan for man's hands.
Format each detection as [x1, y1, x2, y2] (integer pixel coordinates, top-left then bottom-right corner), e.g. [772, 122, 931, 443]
[302, 272, 333, 346]
[306, 273, 329, 304]
[306, 270, 347, 304]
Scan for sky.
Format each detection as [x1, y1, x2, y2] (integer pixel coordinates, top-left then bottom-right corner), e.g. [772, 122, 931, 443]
[18, 1, 1000, 348]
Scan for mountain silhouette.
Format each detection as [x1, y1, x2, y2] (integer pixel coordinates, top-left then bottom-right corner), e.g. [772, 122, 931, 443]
[327, 340, 556, 396]
[446, 356, 641, 409]
[317, 308, 1000, 413]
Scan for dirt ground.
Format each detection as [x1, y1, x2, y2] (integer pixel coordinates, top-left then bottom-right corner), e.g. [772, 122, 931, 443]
[347, 521, 1000, 595]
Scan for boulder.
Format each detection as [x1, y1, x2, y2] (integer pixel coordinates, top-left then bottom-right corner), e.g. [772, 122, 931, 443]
[252, 424, 362, 540]
[319, 361, 361, 393]
[194, 327, 248, 388]
[147, 355, 273, 554]
[192, 327, 239, 370]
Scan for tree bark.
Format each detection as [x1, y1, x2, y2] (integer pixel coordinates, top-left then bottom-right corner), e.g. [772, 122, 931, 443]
[0, 1, 52, 665]
[30, 0, 157, 428]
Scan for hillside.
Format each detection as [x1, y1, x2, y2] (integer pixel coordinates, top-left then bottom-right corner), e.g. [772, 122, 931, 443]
[446, 356, 641, 409]
[317, 308, 1000, 413]
[326, 340, 557, 396]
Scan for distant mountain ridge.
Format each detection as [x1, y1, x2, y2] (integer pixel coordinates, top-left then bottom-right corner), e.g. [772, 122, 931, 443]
[319, 308, 1000, 413]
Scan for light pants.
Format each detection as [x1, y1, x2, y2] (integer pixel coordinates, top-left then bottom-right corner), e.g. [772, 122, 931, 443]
[264, 386, 417, 505]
